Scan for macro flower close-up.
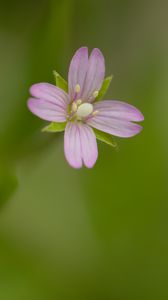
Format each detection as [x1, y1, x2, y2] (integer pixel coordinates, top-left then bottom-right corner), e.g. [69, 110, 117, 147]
[1, 1, 168, 299]
[28, 47, 144, 168]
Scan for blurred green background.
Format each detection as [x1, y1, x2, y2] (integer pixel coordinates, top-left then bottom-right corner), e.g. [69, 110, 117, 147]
[0, 0, 168, 299]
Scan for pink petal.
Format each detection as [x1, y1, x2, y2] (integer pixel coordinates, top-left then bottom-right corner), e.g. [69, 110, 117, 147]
[68, 47, 89, 100]
[64, 122, 98, 169]
[64, 122, 83, 169]
[79, 123, 98, 168]
[30, 83, 70, 107]
[87, 115, 143, 138]
[93, 100, 144, 121]
[81, 48, 105, 101]
[27, 98, 67, 122]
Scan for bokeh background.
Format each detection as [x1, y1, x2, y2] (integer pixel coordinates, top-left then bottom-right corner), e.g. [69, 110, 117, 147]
[0, 0, 168, 299]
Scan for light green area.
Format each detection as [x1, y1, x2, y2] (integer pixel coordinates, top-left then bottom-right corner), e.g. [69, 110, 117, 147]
[53, 70, 68, 92]
[0, 0, 168, 299]
[95, 75, 113, 101]
[93, 128, 117, 147]
[42, 122, 66, 133]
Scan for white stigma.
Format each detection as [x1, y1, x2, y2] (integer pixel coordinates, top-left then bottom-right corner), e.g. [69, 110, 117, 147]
[76, 103, 93, 118]
[75, 84, 81, 93]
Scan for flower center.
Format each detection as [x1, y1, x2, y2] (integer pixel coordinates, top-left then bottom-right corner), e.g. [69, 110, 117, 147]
[76, 103, 93, 118]
[68, 84, 100, 121]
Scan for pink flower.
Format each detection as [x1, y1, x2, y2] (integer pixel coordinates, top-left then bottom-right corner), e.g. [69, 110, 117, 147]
[28, 47, 144, 169]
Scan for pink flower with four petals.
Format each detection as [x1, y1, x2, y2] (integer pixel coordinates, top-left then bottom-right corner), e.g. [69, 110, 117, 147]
[28, 47, 144, 168]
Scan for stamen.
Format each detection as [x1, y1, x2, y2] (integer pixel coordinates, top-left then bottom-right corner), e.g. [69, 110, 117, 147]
[93, 90, 99, 98]
[75, 84, 81, 93]
[76, 99, 82, 106]
[92, 110, 99, 116]
[71, 102, 77, 112]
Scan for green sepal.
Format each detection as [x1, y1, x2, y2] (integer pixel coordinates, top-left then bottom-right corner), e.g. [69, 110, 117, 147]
[53, 71, 68, 92]
[95, 75, 113, 101]
[42, 122, 67, 133]
[93, 128, 117, 147]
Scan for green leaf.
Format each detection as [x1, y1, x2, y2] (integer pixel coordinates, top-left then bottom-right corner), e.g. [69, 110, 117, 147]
[93, 128, 117, 147]
[42, 122, 66, 133]
[53, 71, 68, 92]
[96, 75, 113, 101]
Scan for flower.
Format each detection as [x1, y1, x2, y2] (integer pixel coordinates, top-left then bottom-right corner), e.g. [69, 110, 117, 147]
[27, 47, 144, 169]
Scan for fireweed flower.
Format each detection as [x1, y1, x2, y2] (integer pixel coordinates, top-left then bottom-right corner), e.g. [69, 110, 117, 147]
[27, 47, 144, 169]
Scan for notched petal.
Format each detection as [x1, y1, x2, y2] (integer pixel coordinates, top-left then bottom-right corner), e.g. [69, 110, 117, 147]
[30, 83, 70, 106]
[64, 122, 83, 169]
[78, 123, 98, 168]
[93, 100, 144, 122]
[81, 48, 105, 101]
[88, 115, 143, 138]
[68, 47, 89, 99]
[64, 122, 98, 169]
[27, 98, 67, 122]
